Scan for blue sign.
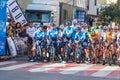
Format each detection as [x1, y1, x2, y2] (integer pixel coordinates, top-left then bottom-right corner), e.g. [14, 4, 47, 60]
[0, 0, 7, 55]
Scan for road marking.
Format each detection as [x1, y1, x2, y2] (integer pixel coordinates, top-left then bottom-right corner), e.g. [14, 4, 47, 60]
[46, 63, 79, 73]
[16, 63, 50, 71]
[29, 63, 66, 72]
[0, 61, 17, 66]
[60, 64, 93, 74]
[91, 66, 119, 77]
[105, 68, 120, 79]
[0, 62, 39, 70]
[76, 65, 105, 76]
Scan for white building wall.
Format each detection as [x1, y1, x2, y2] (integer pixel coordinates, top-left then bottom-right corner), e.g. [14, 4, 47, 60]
[88, 0, 97, 16]
[76, 0, 86, 9]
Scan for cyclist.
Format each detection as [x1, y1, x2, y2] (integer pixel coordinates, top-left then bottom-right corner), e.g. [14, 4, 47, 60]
[100, 25, 108, 65]
[104, 27, 115, 64]
[114, 26, 119, 41]
[113, 26, 119, 58]
[81, 24, 90, 63]
[81, 23, 88, 33]
[117, 28, 120, 63]
[100, 26, 108, 41]
[90, 30, 100, 64]
[47, 22, 62, 62]
[71, 19, 78, 30]
[74, 27, 89, 63]
[91, 23, 101, 33]
[30, 24, 46, 62]
[63, 21, 75, 62]
[57, 27, 66, 63]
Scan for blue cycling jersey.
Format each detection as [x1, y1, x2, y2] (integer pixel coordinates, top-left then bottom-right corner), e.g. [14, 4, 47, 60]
[74, 32, 87, 42]
[63, 27, 75, 40]
[47, 28, 58, 40]
[33, 30, 46, 41]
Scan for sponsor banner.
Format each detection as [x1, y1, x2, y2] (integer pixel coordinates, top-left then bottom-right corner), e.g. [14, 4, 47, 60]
[0, 0, 7, 55]
[7, 0, 27, 26]
[7, 37, 17, 56]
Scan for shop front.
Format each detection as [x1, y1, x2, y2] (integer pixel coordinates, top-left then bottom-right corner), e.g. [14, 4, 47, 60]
[73, 7, 86, 24]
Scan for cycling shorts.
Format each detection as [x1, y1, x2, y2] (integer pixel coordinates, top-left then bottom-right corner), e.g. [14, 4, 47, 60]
[34, 41, 46, 49]
[82, 41, 88, 48]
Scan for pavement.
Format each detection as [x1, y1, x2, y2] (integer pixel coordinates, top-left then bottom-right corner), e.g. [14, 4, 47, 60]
[0, 56, 119, 80]
[0, 70, 119, 80]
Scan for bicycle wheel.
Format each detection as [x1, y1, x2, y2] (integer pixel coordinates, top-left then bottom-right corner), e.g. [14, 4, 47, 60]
[36, 45, 42, 62]
[49, 46, 55, 62]
[75, 48, 81, 63]
[64, 45, 69, 63]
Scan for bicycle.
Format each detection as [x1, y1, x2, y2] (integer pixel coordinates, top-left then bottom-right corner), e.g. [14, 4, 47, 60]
[75, 41, 86, 64]
[64, 40, 75, 63]
[106, 43, 117, 66]
[48, 40, 62, 63]
[35, 41, 42, 62]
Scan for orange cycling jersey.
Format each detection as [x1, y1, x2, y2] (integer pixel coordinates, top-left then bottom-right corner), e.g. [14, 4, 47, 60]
[104, 32, 114, 43]
[90, 32, 100, 41]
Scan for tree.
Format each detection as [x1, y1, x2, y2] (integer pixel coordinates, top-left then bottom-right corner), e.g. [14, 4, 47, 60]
[99, 0, 120, 24]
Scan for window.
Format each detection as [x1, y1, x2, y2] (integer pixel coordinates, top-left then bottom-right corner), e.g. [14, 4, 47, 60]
[25, 11, 50, 23]
[41, 13, 50, 22]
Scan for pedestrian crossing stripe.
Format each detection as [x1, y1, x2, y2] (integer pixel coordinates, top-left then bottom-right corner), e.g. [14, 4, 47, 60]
[0, 62, 39, 70]
[91, 66, 119, 77]
[0, 61, 120, 79]
[59, 64, 93, 74]
[0, 61, 17, 66]
[29, 63, 66, 72]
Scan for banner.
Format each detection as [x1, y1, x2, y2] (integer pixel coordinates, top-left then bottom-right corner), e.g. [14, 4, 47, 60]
[0, 0, 7, 55]
[7, 0, 27, 26]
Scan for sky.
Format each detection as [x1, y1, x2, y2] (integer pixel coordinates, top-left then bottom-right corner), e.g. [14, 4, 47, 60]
[107, 0, 117, 4]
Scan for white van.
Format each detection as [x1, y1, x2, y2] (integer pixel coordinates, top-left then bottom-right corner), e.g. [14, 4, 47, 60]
[25, 0, 60, 27]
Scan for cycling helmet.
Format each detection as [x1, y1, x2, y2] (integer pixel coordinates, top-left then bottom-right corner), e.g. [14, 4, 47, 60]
[50, 22, 55, 27]
[83, 23, 88, 27]
[75, 27, 81, 31]
[65, 21, 71, 26]
[36, 23, 42, 28]
[72, 19, 77, 24]
[91, 31, 96, 36]
[103, 26, 107, 29]
[114, 26, 118, 30]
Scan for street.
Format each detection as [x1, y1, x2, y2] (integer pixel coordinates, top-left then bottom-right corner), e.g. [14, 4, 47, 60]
[0, 56, 119, 80]
[0, 0, 120, 80]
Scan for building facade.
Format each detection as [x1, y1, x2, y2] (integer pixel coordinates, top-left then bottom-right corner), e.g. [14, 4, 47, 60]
[87, 0, 98, 16]
[62, 0, 87, 23]
[17, 0, 100, 25]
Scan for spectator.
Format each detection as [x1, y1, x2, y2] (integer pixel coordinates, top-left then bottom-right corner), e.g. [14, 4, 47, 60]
[15, 22, 23, 37]
[26, 21, 36, 39]
[6, 19, 13, 38]
[26, 21, 36, 61]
